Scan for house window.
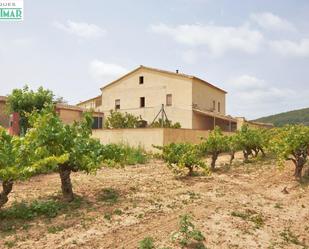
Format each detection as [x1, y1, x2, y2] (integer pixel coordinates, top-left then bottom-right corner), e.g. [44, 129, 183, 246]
[166, 94, 172, 106]
[139, 76, 144, 84]
[218, 102, 221, 113]
[115, 99, 120, 110]
[92, 117, 103, 129]
[212, 100, 216, 111]
[140, 97, 145, 108]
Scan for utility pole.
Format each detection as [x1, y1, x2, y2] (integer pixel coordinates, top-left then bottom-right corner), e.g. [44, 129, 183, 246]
[161, 104, 164, 127]
[151, 104, 169, 127]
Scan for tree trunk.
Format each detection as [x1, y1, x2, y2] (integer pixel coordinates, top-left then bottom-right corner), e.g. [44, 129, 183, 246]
[253, 149, 258, 157]
[304, 168, 309, 178]
[294, 165, 303, 178]
[187, 166, 194, 176]
[260, 147, 266, 157]
[211, 153, 218, 171]
[230, 152, 235, 165]
[243, 150, 249, 162]
[0, 180, 14, 208]
[293, 157, 306, 179]
[59, 164, 74, 202]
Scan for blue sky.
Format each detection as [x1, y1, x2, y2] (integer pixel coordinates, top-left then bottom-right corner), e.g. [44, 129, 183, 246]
[1, 0, 309, 119]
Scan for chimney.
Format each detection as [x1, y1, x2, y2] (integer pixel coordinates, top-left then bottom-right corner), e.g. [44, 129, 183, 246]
[176, 69, 179, 74]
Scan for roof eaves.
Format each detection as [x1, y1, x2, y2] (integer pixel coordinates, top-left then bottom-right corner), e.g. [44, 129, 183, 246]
[193, 77, 227, 94]
[100, 66, 143, 90]
[77, 95, 101, 106]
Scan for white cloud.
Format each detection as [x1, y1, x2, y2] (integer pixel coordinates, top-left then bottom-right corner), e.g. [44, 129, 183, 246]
[53, 20, 105, 39]
[89, 60, 128, 82]
[181, 50, 199, 64]
[230, 75, 267, 91]
[227, 75, 298, 118]
[230, 75, 294, 102]
[269, 39, 309, 57]
[150, 23, 263, 57]
[250, 12, 295, 32]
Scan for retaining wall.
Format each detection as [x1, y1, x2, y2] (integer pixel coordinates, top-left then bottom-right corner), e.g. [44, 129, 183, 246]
[92, 128, 233, 152]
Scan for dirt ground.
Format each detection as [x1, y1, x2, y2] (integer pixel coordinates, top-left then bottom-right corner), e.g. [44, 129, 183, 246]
[0, 153, 308, 249]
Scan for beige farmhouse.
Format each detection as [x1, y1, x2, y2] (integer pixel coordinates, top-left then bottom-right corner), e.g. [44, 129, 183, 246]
[78, 65, 242, 131]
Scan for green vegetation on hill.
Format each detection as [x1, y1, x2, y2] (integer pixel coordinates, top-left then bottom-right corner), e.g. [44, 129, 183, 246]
[254, 108, 309, 127]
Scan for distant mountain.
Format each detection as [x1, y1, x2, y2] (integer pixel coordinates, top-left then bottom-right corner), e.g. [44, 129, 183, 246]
[253, 107, 309, 127]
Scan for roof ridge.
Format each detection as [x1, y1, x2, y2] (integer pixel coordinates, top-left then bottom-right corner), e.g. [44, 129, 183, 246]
[100, 65, 227, 93]
[139, 65, 194, 79]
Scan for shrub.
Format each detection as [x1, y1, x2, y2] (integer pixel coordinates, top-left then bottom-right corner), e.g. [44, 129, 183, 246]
[200, 127, 229, 170]
[0, 200, 63, 220]
[227, 134, 242, 165]
[0, 197, 83, 233]
[104, 110, 143, 129]
[0, 126, 59, 208]
[138, 237, 155, 249]
[269, 125, 309, 178]
[236, 125, 266, 162]
[150, 119, 181, 128]
[0, 127, 22, 208]
[101, 144, 148, 166]
[158, 143, 208, 176]
[172, 214, 206, 248]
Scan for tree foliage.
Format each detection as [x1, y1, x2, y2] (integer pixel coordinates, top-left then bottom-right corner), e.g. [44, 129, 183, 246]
[101, 143, 148, 166]
[269, 125, 309, 178]
[200, 127, 229, 170]
[157, 143, 208, 176]
[104, 110, 143, 129]
[0, 127, 21, 208]
[25, 107, 103, 201]
[236, 125, 266, 162]
[0, 126, 62, 208]
[150, 118, 181, 128]
[227, 134, 242, 165]
[6, 85, 55, 134]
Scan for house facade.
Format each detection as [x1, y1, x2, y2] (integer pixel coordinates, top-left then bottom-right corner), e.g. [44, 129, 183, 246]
[0, 96, 104, 133]
[0, 96, 9, 128]
[77, 95, 102, 110]
[78, 65, 237, 131]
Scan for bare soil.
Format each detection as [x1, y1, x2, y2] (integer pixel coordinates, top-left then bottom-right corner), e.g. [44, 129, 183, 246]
[0, 153, 308, 249]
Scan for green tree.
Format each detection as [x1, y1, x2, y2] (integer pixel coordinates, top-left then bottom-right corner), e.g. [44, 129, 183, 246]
[0, 126, 63, 208]
[227, 134, 242, 165]
[6, 85, 54, 134]
[104, 110, 143, 129]
[200, 127, 229, 170]
[237, 125, 266, 162]
[158, 143, 208, 176]
[26, 108, 103, 201]
[269, 125, 309, 178]
[0, 127, 21, 208]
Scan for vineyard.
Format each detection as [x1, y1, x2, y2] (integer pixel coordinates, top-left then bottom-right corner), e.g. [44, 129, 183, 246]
[1, 93, 309, 248]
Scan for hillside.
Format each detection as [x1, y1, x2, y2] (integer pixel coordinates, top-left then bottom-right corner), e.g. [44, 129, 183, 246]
[254, 107, 309, 127]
